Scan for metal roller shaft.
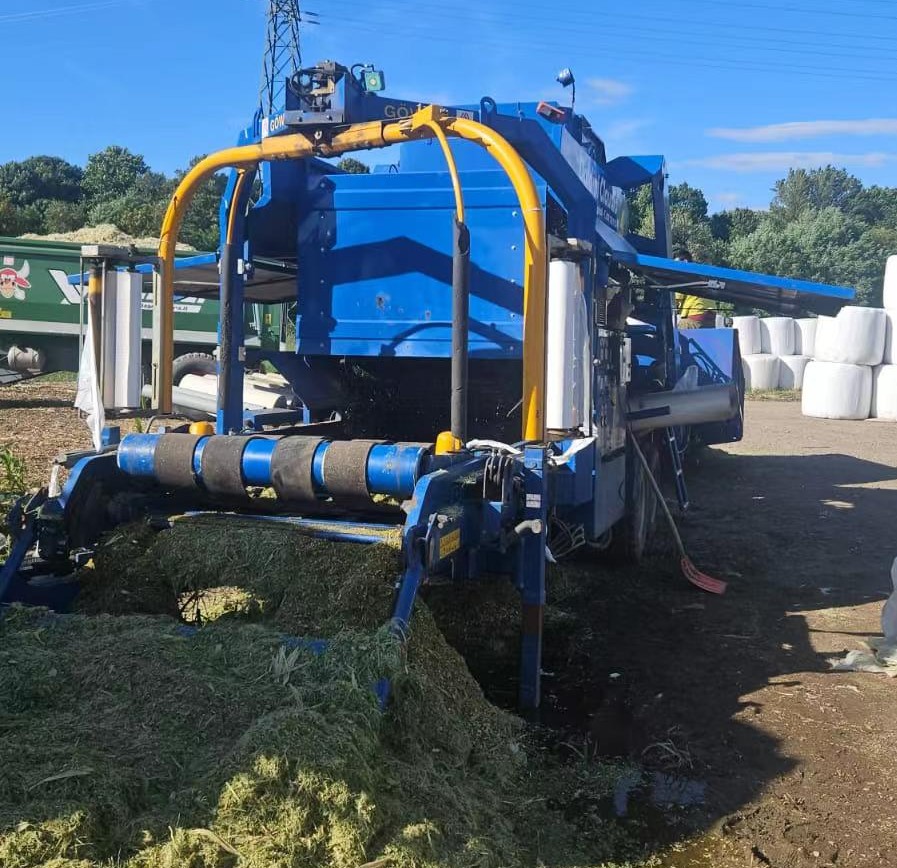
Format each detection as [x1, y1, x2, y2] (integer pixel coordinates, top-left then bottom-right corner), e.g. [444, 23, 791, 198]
[627, 383, 739, 432]
[117, 433, 429, 501]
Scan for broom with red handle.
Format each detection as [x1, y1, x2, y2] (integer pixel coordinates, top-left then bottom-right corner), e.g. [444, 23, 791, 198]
[628, 431, 727, 595]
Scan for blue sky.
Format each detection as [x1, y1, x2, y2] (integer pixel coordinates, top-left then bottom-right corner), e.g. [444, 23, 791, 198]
[2, 0, 896, 213]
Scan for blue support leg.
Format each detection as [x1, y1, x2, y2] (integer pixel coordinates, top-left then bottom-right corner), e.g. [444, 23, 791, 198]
[0, 523, 35, 605]
[517, 445, 548, 710]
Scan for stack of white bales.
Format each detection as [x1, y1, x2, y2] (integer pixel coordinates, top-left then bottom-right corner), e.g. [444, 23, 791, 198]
[802, 267, 895, 420]
[734, 315, 813, 391]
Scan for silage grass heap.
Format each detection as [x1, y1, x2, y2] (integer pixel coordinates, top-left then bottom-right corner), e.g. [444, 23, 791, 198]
[0, 518, 641, 867]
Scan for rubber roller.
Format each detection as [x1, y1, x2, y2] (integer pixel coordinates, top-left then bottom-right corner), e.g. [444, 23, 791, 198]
[118, 433, 430, 501]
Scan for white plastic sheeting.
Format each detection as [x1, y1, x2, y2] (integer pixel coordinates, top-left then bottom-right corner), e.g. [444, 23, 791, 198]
[760, 317, 795, 356]
[779, 355, 811, 390]
[742, 354, 780, 391]
[884, 255, 897, 310]
[884, 310, 897, 365]
[816, 306, 886, 367]
[732, 315, 761, 355]
[794, 318, 818, 357]
[882, 557, 897, 641]
[74, 314, 104, 452]
[872, 364, 897, 420]
[801, 360, 872, 420]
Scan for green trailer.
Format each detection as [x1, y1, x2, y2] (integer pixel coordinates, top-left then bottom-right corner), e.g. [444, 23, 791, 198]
[0, 237, 283, 384]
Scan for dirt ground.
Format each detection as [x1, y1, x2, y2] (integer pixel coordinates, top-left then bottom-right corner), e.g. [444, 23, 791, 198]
[537, 401, 897, 868]
[2, 383, 896, 867]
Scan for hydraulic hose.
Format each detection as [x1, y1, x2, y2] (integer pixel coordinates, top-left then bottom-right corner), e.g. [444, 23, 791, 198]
[417, 113, 469, 445]
[445, 117, 547, 442]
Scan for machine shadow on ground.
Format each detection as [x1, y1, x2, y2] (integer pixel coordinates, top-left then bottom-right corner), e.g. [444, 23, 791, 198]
[430, 442, 897, 862]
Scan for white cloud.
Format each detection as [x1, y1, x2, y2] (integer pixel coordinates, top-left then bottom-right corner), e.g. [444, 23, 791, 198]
[708, 119, 897, 142]
[586, 77, 633, 106]
[606, 118, 652, 140]
[679, 151, 897, 173]
[714, 192, 743, 207]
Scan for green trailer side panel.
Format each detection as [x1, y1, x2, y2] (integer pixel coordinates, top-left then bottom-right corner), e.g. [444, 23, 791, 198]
[0, 237, 283, 370]
[0, 237, 220, 340]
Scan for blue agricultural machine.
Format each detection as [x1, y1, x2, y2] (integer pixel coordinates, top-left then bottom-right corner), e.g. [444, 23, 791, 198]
[0, 62, 854, 708]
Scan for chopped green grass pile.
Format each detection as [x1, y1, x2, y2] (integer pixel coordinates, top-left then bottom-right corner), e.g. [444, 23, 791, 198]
[0, 517, 647, 867]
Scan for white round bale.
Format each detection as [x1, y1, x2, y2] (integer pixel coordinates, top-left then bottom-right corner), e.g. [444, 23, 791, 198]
[884, 310, 897, 365]
[779, 355, 811, 390]
[801, 360, 873, 420]
[884, 255, 897, 311]
[794, 318, 818, 357]
[813, 315, 838, 361]
[742, 354, 781, 391]
[760, 317, 795, 356]
[872, 364, 897, 420]
[732, 315, 761, 355]
[823, 306, 886, 367]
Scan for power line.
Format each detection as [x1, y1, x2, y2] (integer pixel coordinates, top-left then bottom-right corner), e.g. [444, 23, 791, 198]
[686, 0, 897, 22]
[316, 13, 897, 85]
[327, 0, 897, 45]
[0, 0, 126, 24]
[326, 0, 897, 65]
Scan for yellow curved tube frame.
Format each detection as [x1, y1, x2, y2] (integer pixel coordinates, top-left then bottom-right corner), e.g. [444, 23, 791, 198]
[155, 109, 547, 441]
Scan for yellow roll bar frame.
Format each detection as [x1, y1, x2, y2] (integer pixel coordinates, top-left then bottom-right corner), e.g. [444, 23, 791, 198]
[154, 109, 547, 441]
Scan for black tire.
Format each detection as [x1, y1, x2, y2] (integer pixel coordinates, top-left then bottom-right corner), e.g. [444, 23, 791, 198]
[608, 435, 659, 565]
[172, 352, 216, 386]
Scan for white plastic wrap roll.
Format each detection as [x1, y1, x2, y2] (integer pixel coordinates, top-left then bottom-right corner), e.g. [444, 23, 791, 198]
[546, 260, 586, 431]
[801, 360, 872, 420]
[112, 271, 142, 409]
[871, 364, 897, 420]
[884, 310, 897, 365]
[742, 354, 781, 391]
[818, 306, 886, 366]
[180, 373, 292, 410]
[760, 317, 795, 356]
[779, 355, 811, 390]
[884, 255, 897, 310]
[794, 318, 818, 357]
[732, 315, 761, 355]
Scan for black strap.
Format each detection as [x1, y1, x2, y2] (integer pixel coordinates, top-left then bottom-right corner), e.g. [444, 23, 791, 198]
[201, 436, 252, 497]
[322, 439, 383, 500]
[154, 434, 201, 489]
[270, 436, 324, 502]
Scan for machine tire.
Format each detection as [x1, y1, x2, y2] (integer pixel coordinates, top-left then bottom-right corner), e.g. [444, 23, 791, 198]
[608, 435, 659, 565]
[172, 352, 216, 386]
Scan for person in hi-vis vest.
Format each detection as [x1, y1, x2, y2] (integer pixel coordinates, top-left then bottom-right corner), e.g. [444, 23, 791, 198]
[673, 245, 715, 329]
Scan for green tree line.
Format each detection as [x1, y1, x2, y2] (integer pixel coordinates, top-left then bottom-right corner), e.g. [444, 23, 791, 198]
[631, 166, 897, 306]
[0, 147, 226, 250]
[0, 150, 370, 251]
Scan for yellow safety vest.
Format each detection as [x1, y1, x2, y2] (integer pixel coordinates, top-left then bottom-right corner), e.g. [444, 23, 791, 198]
[676, 293, 714, 318]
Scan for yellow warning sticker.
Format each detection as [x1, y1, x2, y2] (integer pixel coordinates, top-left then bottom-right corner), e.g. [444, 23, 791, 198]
[439, 528, 461, 560]
[0, 309, 10, 319]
